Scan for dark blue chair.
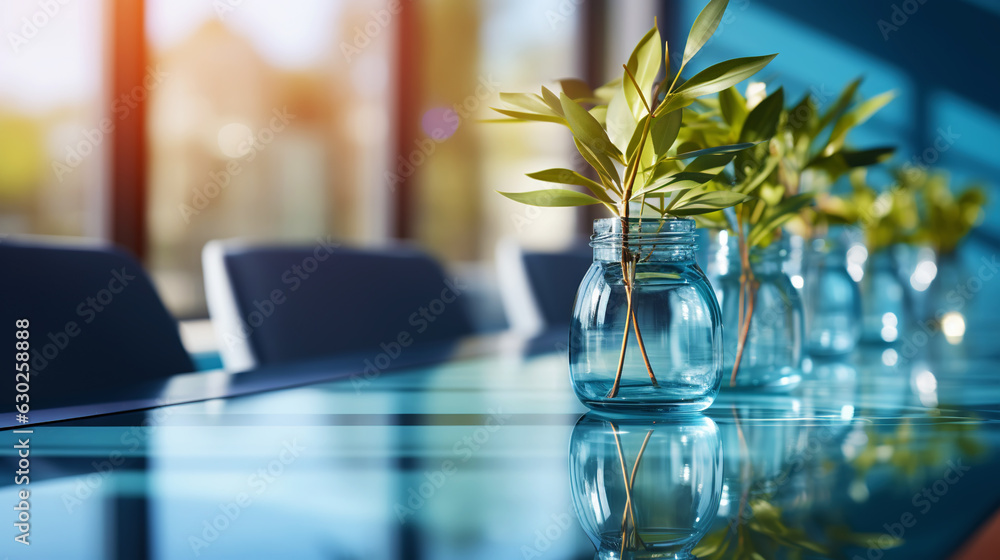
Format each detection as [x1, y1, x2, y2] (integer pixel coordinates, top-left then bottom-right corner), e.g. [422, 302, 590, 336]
[203, 240, 474, 370]
[0, 238, 194, 406]
[496, 239, 593, 334]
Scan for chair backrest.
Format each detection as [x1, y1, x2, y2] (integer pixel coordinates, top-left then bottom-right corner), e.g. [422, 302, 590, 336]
[496, 238, 593, 334]
[0, 238, 194, 403]
[203, 240, 474, 370]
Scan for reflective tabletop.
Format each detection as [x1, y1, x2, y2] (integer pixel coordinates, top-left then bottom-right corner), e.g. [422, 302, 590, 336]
[3, 330, 1000, 559]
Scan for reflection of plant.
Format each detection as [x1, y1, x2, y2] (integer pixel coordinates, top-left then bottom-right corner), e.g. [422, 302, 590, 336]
[611, 424, 652, 555]
[847, 412, 987, 487]
[696, 411, 903, 559]
[697, 497, 903, 559]
[490, 0, 775, 397]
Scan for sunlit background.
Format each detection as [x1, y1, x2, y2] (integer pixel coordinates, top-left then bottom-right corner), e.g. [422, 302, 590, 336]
[1, 0, 997, 322]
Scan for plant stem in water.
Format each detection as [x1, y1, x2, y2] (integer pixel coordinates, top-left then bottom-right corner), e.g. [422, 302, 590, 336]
[608, 275, 632, 399]
[730, 277, 757, 387]
[730, 226, 758, 387]
[631, 308, 659, 386]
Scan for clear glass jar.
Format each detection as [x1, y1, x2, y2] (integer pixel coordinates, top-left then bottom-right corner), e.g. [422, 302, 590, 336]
[861, 246, 909, 344]
[569, 218, 723, 412]
[717, 238, 803, 389]
[802, 237, 862, 356]
[569, 413, 723, 560]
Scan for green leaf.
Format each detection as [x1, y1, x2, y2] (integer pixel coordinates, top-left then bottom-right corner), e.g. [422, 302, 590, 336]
[787, 93, 815, 141]
[684, 190, 750, 208]
[574, 138, 621, 188]
[651, 109, 683, 155]
[500, 92, 560, 117]
[560, 93, 616, 151]
[589, 105, 607, 126]
[806, 146, 895, 177]
[560, 92, 624, 176]
[826, 90, 896, 153]
[497, 189, 604, 207]
[718, 86, 747, 131]
[666, 186, 704, 211]
[739, 87, 784, 143]
[539, 86, 564, 115]
[668, 142, 759, 160]
[815, 77, 861, 134]
[490, 107, 565, 125]
[747, 192, 814, 246]
[664, 40, 671, 88]
[671, 54, 777, 103]
[683, 0, 729, 64]
[735, 154, 779, 194]
[624, 27, 662, 119]
[670, 202, 744, 216]
[684, 152, 735, 175]
[606, 88, 637, 155]
[624, 116, 657, 186]
[693, 211, 729, 229]
[526, 168, 615, 204]
[633, 171, 718, 198]
[626, 115, 650, 161]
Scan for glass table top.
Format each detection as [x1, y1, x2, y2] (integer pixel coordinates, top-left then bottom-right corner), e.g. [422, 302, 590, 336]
[3, 332, 1000, 559]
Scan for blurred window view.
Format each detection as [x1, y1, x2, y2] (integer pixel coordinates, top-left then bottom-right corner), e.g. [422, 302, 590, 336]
[146, 0, 395, 314]
[144, 0, 587, 317]
[0, 0, 106, 238]
[416, 0, 581, 261]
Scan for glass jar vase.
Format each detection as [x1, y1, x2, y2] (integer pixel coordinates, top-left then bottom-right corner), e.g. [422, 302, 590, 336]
[860, 246, 909, 344]
[569, 413, 723, 560]
[569, 218, 723, 412]
[717, 238, 803, 389]
[802, 236, 862, 356]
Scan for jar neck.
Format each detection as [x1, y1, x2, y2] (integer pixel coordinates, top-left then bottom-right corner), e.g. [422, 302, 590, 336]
[591, 218, 697, 263]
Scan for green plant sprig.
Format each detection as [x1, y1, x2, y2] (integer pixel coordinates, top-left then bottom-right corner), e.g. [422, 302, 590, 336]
[679, 78, 898, 245]
[911, 169, 987, 255]
[668, 83, 816, 385]
[488, 0, 778, 400]
[491, 0, 777, 221]
[818, 167, 987, 256]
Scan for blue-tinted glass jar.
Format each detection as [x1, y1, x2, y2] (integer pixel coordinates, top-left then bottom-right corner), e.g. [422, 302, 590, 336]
[861, 246, 909, 344]
[802, 237, 862, 356]
[569, 218, 723, 412]
[569, 413, 723, 560]
[717, 238, 804, 389]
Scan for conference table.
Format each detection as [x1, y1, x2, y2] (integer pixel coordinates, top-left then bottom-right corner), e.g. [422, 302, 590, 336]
[3, 329, 1000, 559]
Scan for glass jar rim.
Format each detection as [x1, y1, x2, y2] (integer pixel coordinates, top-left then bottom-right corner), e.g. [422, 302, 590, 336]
[591, 217, 697, 250]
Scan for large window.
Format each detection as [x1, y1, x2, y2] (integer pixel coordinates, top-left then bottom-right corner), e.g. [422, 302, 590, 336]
[0, 0, 106, 238]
